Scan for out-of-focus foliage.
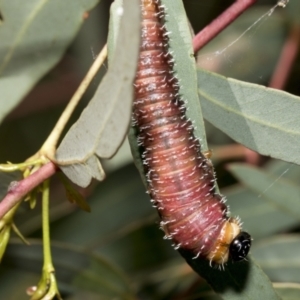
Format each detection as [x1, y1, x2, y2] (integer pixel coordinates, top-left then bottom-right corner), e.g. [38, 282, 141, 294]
[0, 0, 300, 299]
[0, 0, 99, 125]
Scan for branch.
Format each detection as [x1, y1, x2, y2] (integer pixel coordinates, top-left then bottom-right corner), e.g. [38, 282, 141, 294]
[40, 44, 108, 160]
[193, 0, 257, 53]
[269, 24, 300, 89]
[0, 162, 57, 219]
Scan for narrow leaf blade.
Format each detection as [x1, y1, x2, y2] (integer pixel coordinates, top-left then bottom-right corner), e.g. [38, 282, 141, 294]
[0, 0, 98, 124]
[181, 251, 281, 300]
[198, 69, 300, 165]
[56, 0, 141, 187]
[228, 163, 300, 221]
[252, 235, 300, 283]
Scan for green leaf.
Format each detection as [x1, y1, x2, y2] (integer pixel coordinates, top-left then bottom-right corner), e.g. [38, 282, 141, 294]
[252, 235, 300, 283]
[181, 252, 281, 300]
[198, 69, 300, 165]
[275, 283, 300, 300]
[225, 185, 300, 240]
[0, 0, 98, 124]
[56, 0, 141, 188]
[228, 163, 300, 221]
[2, 239, 135, 300]
[161, 0, 207, 148]
[265, 159, 300, 183]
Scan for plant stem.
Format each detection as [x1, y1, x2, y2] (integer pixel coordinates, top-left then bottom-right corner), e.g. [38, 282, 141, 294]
[42, 179, 53, 270]
[193, 0, 257, 53]
[269, 24, 300, 89]
[40, 44, 108, 160]
[0, 162, 57, 219]
[0, 45, 107, 220]
[0, 159, 43, 172]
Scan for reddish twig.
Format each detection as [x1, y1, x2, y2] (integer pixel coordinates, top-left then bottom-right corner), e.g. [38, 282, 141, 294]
[0, 162, 57, 219]
[193, 0, 257, 53]
[269, 24, 300, 89]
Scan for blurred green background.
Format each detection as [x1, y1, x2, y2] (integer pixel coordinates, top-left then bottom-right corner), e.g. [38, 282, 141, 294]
[1, 0, 300, 299]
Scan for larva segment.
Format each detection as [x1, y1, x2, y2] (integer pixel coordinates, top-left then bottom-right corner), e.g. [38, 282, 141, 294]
[133, 0, 251, 265]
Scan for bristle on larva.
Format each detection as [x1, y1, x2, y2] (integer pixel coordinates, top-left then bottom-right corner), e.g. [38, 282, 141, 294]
[133, 0, 251, 266]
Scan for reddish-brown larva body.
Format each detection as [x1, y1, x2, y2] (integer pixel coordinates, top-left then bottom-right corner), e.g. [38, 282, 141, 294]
[133, 0, 251, 265]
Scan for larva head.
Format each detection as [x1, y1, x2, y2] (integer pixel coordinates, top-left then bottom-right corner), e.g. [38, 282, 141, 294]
[229, 231, 251, 261]
[207, 218, 251, 265]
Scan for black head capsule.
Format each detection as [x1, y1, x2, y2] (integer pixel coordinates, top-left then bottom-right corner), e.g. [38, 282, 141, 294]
[229, 231, 251, 261]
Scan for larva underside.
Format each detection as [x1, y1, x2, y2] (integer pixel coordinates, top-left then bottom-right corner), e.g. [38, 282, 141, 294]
[132, 0, 251, 265]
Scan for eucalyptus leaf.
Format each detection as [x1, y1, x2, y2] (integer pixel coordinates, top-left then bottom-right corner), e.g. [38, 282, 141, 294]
[198, 69, 300, 165]
[181, 252, 280, 300]
[265, 159, 300, 183]
[225, 185, 299, 240]
[56, 0, 141, 187]
[228, 163, 300, 221]
[162, 0, 207, 148]
[0, 0, 98, 124]
[275, 283, 300, 300]
[251, 235, 300, 283]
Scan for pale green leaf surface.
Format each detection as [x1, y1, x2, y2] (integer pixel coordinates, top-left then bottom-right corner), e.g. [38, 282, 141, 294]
[161, 0, 207, 148]
[0, 0, 98, 124]
[182, 253, 280, 300]
[198, 69, 300, 165]
[228, 163, 300, 220]
[224, 186, 299, 240]
[56, 0, 141, 187]
[107, 0, 121, 65]
[226, 159, 300, 240]
[275, 284, 300, 300]
[105, 0, 144, 188]
[251, 235, 300, 283]
[265, 159, 300, 184]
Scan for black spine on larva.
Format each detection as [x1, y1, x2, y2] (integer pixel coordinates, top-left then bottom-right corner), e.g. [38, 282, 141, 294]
[133, 0, 229, 259]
